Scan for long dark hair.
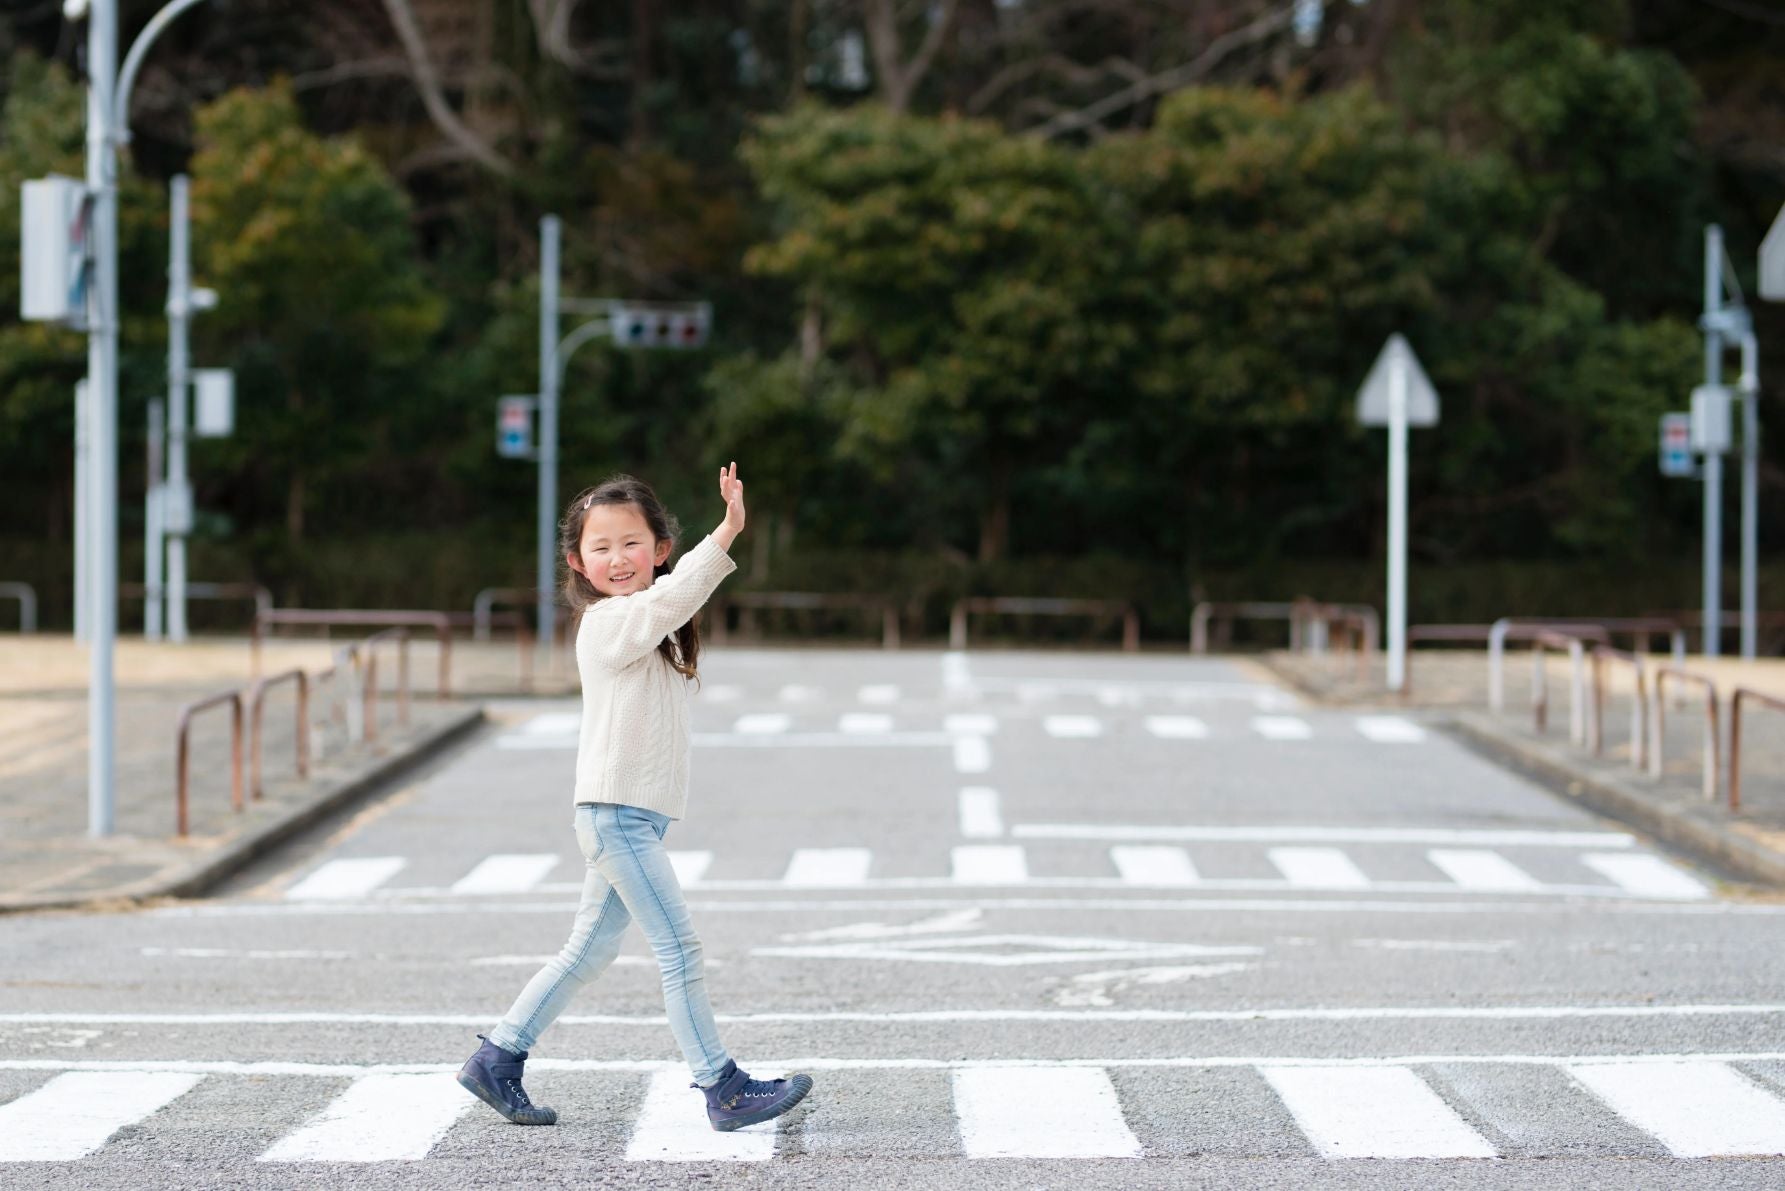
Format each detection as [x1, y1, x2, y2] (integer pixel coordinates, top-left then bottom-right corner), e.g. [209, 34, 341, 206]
[559, 474, 701, 680]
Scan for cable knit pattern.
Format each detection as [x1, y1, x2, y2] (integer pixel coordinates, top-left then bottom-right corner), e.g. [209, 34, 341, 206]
[572, 535, 736, 818]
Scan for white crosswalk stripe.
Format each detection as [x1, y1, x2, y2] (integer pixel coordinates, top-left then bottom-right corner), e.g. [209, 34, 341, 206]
[1354, 715, 1427, 743]
[837, 713, 893, 734]
[957, 787, 1004, 838]
[625, 1069, 778, 1161]
[669, 851, 714, 886]
[1259, 1065, 1498, 1159]
[1426, 849, 1543, 893]
[1268, 847, 1371, 889]
[1044, 715, 1103, 738]
[1252, 716, 1313, 740]
[1110, 845, 1200, 886]
[1580, 853, 1712, 900]
[951, 845, 1029, 884]
[1566, 1061, 1785, 1157]
[0, 1072, 203, 1161]
[783, 847, 873, 886]
[953, 735, 992, 773]
[733, 713, 791, 735]
[286, 857, 407, 901]
[857, 684, 901, 704]
[1144, 715, 1208, 739]
[449, 854, 559, 895]
[259, 1073, 474, 1162]
[954, 1067, 1142, 1158]
[11, 1057, 1785, 1164]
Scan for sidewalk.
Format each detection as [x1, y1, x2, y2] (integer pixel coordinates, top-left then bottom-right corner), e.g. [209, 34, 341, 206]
[0, 636, 496, 912]
[1265, 648, 1785, 887]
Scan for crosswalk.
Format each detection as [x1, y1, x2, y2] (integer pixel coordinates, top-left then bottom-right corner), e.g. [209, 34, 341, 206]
[693, 679, 1300, 711]
[283, 838, 1712, 901]
[6, 1056, 1785, 1163]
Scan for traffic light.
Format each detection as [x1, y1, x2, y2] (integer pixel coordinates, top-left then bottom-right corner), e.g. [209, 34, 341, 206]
[607, 303, 709, 350]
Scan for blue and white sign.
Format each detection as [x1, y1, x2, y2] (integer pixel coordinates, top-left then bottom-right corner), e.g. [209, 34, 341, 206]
[1658, 412, 1694, 478]
[496, 395, 536, 459]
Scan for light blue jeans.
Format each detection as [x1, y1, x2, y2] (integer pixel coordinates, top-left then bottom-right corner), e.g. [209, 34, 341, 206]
[488, 802, 733, 1086]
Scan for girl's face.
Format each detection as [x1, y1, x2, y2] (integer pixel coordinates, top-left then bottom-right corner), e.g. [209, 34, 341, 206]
[568, 502, 672, 598]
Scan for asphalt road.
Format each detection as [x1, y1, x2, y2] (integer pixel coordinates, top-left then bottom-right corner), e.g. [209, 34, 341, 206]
[4, 648, 1785, 1189]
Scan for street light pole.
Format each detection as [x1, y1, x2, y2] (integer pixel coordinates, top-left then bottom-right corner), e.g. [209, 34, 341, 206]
[536, 215, 560, 667]
[1702, 226, 1724, 659]
[85, 0, 119, 836]
[166, 174, 195, 643]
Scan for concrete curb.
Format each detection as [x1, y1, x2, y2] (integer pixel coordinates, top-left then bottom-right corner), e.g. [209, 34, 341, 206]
[0, 705, 487, 915]
[1446, 709, 1785, 888]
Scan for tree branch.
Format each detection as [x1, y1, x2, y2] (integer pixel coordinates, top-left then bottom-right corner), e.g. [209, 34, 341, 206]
[1025, 3, 1299, 141]
[967, 53, 1145, 116]
[379, 0, 516, 176]
[862, 0, 959, 112]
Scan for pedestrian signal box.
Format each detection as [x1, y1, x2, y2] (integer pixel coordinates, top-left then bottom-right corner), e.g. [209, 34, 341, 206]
[497, 395, 536, 459]
[607, 303, 710, 350]
[1659, 412, 1694, 478]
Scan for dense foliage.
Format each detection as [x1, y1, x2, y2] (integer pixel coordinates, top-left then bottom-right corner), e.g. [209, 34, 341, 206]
[0, 0, 1779, 631]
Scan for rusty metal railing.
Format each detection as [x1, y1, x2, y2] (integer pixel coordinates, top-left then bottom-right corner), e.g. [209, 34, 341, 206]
[1589, 646, 1647, 769]
[174, 688, 244, 837]
[1529, 630, 1594, 744]
[713, 592, 903, 649]
[361, 627, 412, 742]
[247, 669, 309, 801]
[1489, 618, 1682, 712]
[0, 581, 37, 632]
[1650, 667, 1721, 804]
[1191, 601, 1300, 653]
[1730, 687, 1784, 815]
[122, 580, 272, 626]
[253, 610, 450, 697]
[953, 596, 1139, 652]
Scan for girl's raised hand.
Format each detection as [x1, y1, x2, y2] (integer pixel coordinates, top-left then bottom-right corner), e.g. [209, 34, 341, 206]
[714, 464, 742, 546]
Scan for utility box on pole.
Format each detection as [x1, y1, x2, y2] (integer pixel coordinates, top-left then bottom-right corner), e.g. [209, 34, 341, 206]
[20, 175, 90, 326]
[193, 368, 234, 436]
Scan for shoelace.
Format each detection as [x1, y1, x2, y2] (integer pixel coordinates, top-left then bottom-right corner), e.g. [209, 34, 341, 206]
[503, 1078, 533, 1107]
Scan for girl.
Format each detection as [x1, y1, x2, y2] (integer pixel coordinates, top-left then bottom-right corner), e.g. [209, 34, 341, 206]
[458, 464, 813, 1133]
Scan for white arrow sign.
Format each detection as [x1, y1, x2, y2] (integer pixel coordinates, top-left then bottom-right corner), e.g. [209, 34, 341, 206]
[1356, 333, 1440, 427]
[1356, 334, 1441, 695]
[1762, 202, 1785, 302]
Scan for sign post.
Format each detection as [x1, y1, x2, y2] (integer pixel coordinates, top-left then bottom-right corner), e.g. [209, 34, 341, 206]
[1356, 334, 1440, 694]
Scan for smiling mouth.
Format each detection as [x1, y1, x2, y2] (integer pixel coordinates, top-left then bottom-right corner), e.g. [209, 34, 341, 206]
[609, 573, 635, 584]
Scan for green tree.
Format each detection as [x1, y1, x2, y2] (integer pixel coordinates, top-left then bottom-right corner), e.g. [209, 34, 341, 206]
[189, 82, 442, 542]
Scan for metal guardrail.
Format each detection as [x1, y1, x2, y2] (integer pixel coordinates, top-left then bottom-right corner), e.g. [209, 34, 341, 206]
[174, 688, 244, 837]
[1590, 646, 1647, 770]
[247, 669, 309, 801]
[472, 587, 533, 642]
[0, 582, 37, 633]
[1730, 687, 1785, 815]
[1488, 619, 1668, 712]
[1191, 601, 1299, 653]
[361, 627, 412, 742]
[121, 580, 273, 625]
[1651, 667, 1721, 804]
[712, 592, 902, 650]
[253, 610, 451, 697]
[1529, 630, 1593, 744]
[951, 597, 1139, 652]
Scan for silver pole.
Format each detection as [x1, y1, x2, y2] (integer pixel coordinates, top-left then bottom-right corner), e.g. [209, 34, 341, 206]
[145, 398, 164, 640]
[75, 377, 90, 641]
[1702, 226, 1723, 659]
[1386, 343, 1408, 692]
[166, 174, 191, 643]
[537, 215, 560, 667]
[1740, 329, 1759, 661]
[87, 0, 118, 836]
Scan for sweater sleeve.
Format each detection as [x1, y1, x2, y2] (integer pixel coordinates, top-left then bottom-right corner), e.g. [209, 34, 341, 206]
[578, 535, 737, 670]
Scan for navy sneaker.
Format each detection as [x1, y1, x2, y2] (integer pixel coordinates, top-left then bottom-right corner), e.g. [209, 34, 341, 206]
[698, 1060, 814, 1132]
[457, 1035, 557, 1125]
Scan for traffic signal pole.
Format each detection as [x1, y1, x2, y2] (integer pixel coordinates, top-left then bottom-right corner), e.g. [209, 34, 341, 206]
[536, 215, 560, 669]
[85, 0, 119, 836]
[1702, 226, 1724, 658]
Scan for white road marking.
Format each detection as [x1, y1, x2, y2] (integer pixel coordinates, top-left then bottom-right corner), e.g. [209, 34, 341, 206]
[1044, 715, 1102, 739]
[669, 851, 714, 886]
[1111, 846, 1200, 887]
[1426, 850, 1542, 893]
[1354, 716, 1426, 743]
[1252, 716, 1313, 740]
[1568, 1060, 1785, 1156]
[941, 652, 973, 696]
[521, 712, 579, 735]
[957, 788, 1003, 838]
[1261, 1065, 1498, 1159]
[733, 713, 791, 735]
[954, 1067, 1142, 1159]
[495, 735, 575, 749]
[944, 714, 998, 735]
[1351, 939, 1516, 954]
[1580, 853, 1711, 900]
[1144, 715, 1208, 739]
[837, 713, 893, 735]
[951, 845, 1028, 884]
[139, 947, 352, 960]
[1017, 683, 1059, 704]
[698, 683, 743, 701]
[286, 857, 408, 901]
[953, 735, 991, 774]
[1011, 825, 1635, 847]
[754, 934, 1257, 967]
[0, 1071, 203, 1161]
[1095, 686, 1139, 708]
[449, 854, 560, 895]
[471, 954, 660, 967]
[857, 684, 900, 704]
[1268, 848, 1371, 889]
[779, 908, 985, 942]
[783, 848, 872, 886]
[696, 732, 951, 748]
[259, 1073, 474, 1162]
[626, 1068, 778, 1161]
[778, 685, 822, 703]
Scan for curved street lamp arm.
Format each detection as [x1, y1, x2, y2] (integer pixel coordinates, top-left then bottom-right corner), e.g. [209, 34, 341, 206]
[555, 318, 612, 382]
[114, 0, 213, 144]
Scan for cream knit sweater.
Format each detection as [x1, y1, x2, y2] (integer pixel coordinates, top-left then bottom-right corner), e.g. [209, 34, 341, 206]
[571, 534, 736, 818]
